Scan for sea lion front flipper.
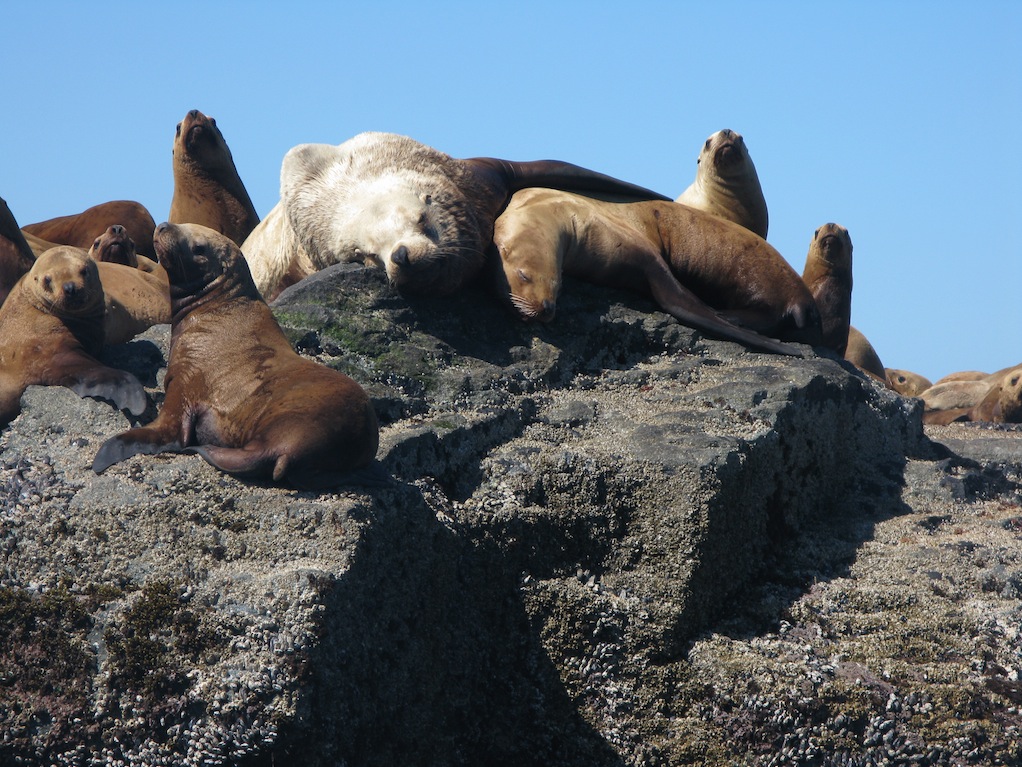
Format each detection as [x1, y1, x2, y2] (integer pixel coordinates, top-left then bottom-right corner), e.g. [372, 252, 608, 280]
[92, 428, 185, 474]
[53, 356, 148, 416]
[463, 157, 672, 205]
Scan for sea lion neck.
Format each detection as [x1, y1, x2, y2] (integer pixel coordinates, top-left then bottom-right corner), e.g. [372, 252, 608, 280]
[169, 270, 256, 327]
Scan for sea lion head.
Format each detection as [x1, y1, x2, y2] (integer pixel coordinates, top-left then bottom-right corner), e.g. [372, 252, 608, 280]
[492, 242, 560, 323]
[173, 109, 236, 177]
[88, 224, 139, 268]
[28, 246, 105, 318]
[154, 221, 257, 305]
[282, 139, 487, 296]
[810, 223, 853, 268]
[886, 368, 932, 398]
[995, 368, 1022, 423]
[700, 129, 751, 176]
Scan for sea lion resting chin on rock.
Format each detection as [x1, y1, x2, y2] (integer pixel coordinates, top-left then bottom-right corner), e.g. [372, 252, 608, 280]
[492, 188, 820, 353]
[243, 131, 671, 300]
[93, 223, 380, 490]
[0, 246, 147, 426]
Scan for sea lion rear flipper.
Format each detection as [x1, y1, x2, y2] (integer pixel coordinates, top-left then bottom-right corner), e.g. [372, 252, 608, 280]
[464, 157, 672, 205]
[92, 429, 185, 474]
[185, 444, 277, 480]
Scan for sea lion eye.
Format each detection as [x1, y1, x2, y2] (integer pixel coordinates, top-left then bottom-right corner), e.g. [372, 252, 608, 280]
[93, 238, 102, 249]
[516, 268, 532, 284]
[814, 228, 820, 239]
[175, 123, 181, 137]
[704, 139, 712, 150]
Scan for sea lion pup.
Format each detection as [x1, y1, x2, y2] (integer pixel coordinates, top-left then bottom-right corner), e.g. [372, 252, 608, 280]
[801, 223, 853, 355]
[1, 196, 36, 306]
[886, 368, 932, 397]
[676, 129, 768, 239]
[22, 200, 158, 259]
[252, 131, 672, 299]
[92, 223, 379, 489]
[169, 109, 260, 246]
[844, 326, 887, 384]
[492, 189, 819, 351]
[923, 367, 1022, 425]
[0, 247, 147, 426]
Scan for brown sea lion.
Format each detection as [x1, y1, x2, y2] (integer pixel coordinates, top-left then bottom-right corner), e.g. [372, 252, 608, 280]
[22, 200, 157, 259]
[491, 188, 820, 351]
[676, 129, 768, 239]
[923, 367, 1022, 425]
[844, 326, 887, 384]
[245, 131, 672, 300]
[0, 247, 147, 426]
[1, 197, 36, 306]
[88, 224, 139, 268]
[92, 223, 379, 489]
[95, 259, 171, 345]
[885, 368, 932, 398]
[22, 229, 59, 258]
[801, 223, 853, 356]
[169, 109, 260, 246]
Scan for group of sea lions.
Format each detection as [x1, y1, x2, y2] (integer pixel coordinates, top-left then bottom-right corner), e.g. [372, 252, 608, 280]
[2, 113, 1018, 492]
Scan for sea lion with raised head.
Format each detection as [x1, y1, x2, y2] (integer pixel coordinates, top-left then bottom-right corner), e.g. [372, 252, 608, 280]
[169, 109, 260, 246]
[676, 129, 768, 239]
[0, 247, 147, 426]
[92, 223, 379, 489]
[23, 200, 157, 259]
[244, 131, 672, 300]
[492, 188, 820, 351]
[1, 196, 36, 306]
[88, 224, 139, 268]
[802, 223, 853, 355]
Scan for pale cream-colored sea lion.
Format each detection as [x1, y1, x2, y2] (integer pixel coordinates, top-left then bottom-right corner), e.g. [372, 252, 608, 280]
[844, 326, 887, 384]
[244, 131, 672, 300]
[22, 200, 157, 259]
[240, 202, 315, 301]
[492, 188, 821, 351]
[932, 370, 989, 385]
[801, 223, 853, 356]
[169, 109, 261, 246]
[885, 369, 932, 398]
[676, 129, 768, 239]
[923, 367, 1022, 425]
[1, 196, 36, 306]
[93, 223, 380, 489]
[0, 247, 147, 426]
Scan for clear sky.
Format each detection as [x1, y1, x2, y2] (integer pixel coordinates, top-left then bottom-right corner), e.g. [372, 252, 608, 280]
[3, 2, 1019, 382]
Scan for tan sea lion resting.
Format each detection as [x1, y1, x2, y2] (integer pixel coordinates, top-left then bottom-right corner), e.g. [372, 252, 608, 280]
[0, 247, 147, 426]
[88, 224, 139, 267]
[169, 109, 260, 246]
[22, 200, 157, 259]
[802, 223, 853, 356]
[844, 326, 887, 383]
[885, 368, 932, 397]
[95, 259, 171, 345]
[244, 131, 672, 300]
[1, 196, 36, 306]
[920, 364, 1022, 414]
[492, 188, 821, 353]
[923, 367, 1022, 425]
[92, 223, 380, 489]
[931, 370, 988, 385]
[676, 129, 769, 239]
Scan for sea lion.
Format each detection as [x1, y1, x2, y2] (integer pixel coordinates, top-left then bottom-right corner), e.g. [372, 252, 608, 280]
[240, 202, 315, 301]
[932, 370, 989, 385]
[491, 188, 820, 351]
[92, 223, 379, 489]
[0, 247, 147, 426]
[886, 368, 932, 398]
[1, 197, 36, 306]
[920, 379, 996, 413]
[801, 223, 853, 356]
[923, 367, 1022, 425]
[88, 224, 139, 268]
[169, 109, 260, 246]
[22, 200, 157, 259]
[676, 129, 768, 239]
[245, 131, 672, 300]
[95, 259, 171, 345]
[844, 326, 887, 383]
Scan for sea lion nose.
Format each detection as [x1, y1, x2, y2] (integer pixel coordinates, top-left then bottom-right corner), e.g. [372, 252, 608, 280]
[62, 282, 78, 298]
[155, 222, 170, 236]
[188, 109, 200, 119]
[391, 245, 410, 267]
[539, 300, 557, 322]
[111, 225, 125, 236]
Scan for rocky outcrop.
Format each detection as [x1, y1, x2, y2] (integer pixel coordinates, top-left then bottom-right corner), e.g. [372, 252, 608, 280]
[2, 264, 1020, 765]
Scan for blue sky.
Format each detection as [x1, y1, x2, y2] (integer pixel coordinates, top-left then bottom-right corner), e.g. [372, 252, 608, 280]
[3, 2, 1020, 382]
